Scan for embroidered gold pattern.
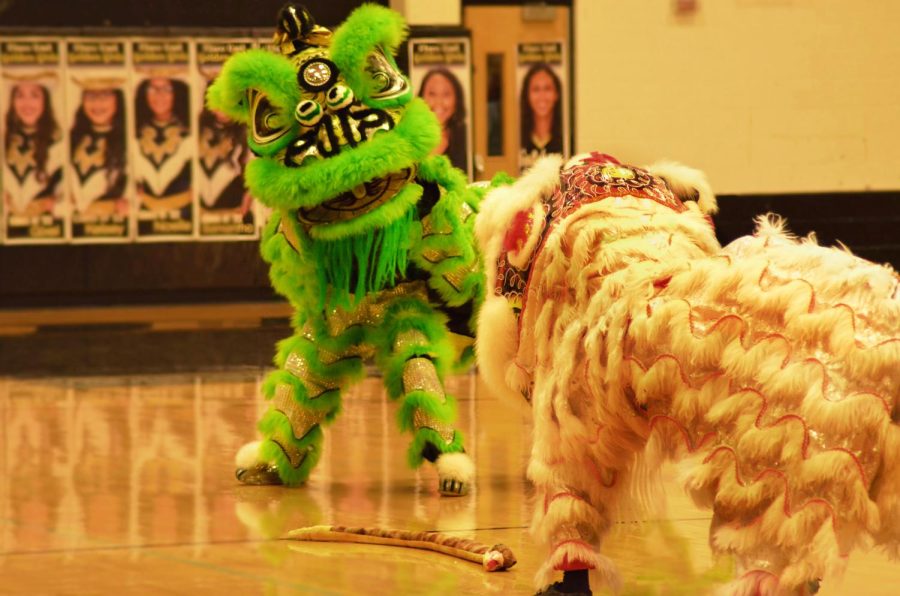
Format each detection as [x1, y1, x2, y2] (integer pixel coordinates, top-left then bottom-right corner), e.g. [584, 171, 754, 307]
[284, 354, 337, 399]
[325, 282, 430, 336]
[272, 383, 326, 440]
[413, 409, 455, 444]
[402, 358, 445, 399]
[393, 330, 429, 353]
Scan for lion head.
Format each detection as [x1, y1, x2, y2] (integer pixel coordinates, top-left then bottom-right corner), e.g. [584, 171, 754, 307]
[206, 3, 440, 237]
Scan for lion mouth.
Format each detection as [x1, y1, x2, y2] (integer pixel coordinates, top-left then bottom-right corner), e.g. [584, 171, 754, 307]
[296, 166, 417, 227]
[283, 103, 400, 168]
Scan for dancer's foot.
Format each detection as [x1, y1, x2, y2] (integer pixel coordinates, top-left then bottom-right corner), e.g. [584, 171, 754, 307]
[535, 570, 592, 596]
[235, 440, 283, 485]
[434, 452, 474, 496]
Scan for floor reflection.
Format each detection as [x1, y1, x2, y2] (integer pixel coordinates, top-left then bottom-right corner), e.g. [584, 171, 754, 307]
[2, 371, 897, 594]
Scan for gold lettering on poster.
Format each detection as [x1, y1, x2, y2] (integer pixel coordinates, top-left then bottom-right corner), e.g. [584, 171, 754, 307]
[67, 42, 126, 66]
[412, 42, 466, 66]
[197, 42, 252, 65]
[1, 41, 59, 66]
[152, 220, 192, 234]
[517, 42, 563, 65]
[84, 224, 127, 236]
[133, 41, 190, 65]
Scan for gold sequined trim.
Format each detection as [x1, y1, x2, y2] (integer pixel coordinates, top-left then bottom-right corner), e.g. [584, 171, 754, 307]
[272, 383, 326, 440]
[279, 212, 302, 252]
[420, 245, 463, 264]
[283, 354, 337, 399]
[393, 330, 429, 353]
[325, 281, 430, 336]
[459, 202, 474, 222]
[270, 429, 309, 469]
[421, 213, 451, 237]
[413, 409, 455, 445]
[442, 266, 474, 293]
[402, 358, 445, 399]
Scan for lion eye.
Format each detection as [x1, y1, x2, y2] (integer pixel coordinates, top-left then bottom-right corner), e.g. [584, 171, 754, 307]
[295, 99, 324, 126]
[365, 49, 409, 100]
[325, 84, 354, 111]
[249, 89, 289, 145]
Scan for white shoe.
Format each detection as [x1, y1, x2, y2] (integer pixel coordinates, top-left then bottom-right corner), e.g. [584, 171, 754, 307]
[435, 452, 475, 496]
[234, 440, 282, 485]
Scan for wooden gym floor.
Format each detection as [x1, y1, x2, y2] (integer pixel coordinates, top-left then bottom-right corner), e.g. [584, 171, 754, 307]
[1, 368, 898, 595]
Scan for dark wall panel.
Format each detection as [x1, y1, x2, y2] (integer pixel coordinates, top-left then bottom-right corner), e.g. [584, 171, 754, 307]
[0, 192, 897, 309]
[0, 0, 387, 28]
[0, 242, 275, 308]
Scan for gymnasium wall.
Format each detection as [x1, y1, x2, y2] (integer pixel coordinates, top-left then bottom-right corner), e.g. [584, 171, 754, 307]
[573, 0, 900, 194]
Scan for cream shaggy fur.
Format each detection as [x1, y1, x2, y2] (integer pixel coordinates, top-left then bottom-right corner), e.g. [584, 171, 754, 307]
[476, 154, 900, 595]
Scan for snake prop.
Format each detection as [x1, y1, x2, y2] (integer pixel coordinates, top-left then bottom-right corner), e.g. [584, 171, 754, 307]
[285, 525, 517, 572]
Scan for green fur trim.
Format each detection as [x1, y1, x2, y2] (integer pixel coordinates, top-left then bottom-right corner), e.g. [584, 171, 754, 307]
[489, 171, 517, 187]
[245, 98, 439, 209]
[309, 182, 423, 241]
[258, 422, 323, 486]
[331, 4, 412, 108]
[418, 155, 469, 195]
[261, 213, 325, 322]
[311, 205, 416, 307]
[205, 49, 300, 156]
[407, 428, 465, 468]
[453, 343, 476, 373]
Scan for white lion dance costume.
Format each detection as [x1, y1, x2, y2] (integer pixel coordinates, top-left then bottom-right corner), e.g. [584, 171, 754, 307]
[476, 152, 899, 595]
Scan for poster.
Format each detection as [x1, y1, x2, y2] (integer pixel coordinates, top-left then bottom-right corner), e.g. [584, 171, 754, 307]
[408, 37, 473, 180]
[251, 36, 278, 234]
[1, 39, 67, 243]
[132, 40, 195, 240]
[66, 39, 132, 242]
[516, 41, 569, 173]
[195, 39, 256, 240]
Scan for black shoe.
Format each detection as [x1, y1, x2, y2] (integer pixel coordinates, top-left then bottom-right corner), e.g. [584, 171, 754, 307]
[534, 581, 592, 596]
[236, 464, 283, 485]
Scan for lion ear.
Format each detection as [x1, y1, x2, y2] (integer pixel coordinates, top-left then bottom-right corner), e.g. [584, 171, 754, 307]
[205, 49, 301, 126]
[330, 4, 412, 107]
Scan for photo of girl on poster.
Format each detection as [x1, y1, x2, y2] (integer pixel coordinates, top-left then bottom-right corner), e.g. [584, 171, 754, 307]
[517, 41, 568, 173]
[134, 74, 193, 237]
[195, 39, 255, 240]
[418, 68, 468, 173]
[520, 63, 563, 156]
[3, 77, 65, 239]
[197, 85, 253, 232]
[69, 81, 129, 219]
[66, 40, 131, 241]
[409, 37, 473, 179]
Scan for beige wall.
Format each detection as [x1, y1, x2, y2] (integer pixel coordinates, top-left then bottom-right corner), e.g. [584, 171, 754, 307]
[391, 0, 461, 26]
[574, 0, 900, 194]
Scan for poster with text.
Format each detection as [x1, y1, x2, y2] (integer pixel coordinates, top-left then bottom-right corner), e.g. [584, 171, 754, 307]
[251, 37, 278, 234]
[408, 37, 472, 180]
[517, 41, 569, 174]
[194, 39, 256, 240]
[1, 39, 68, 243]
[66, 39, 132, 242]
[132, 40, 195, 241]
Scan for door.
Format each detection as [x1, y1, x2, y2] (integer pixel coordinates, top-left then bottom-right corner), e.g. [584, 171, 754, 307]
[464, 3, 571, 180]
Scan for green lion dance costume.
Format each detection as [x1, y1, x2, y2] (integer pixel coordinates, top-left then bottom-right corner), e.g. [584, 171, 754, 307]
[208, 4, 492, 496]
